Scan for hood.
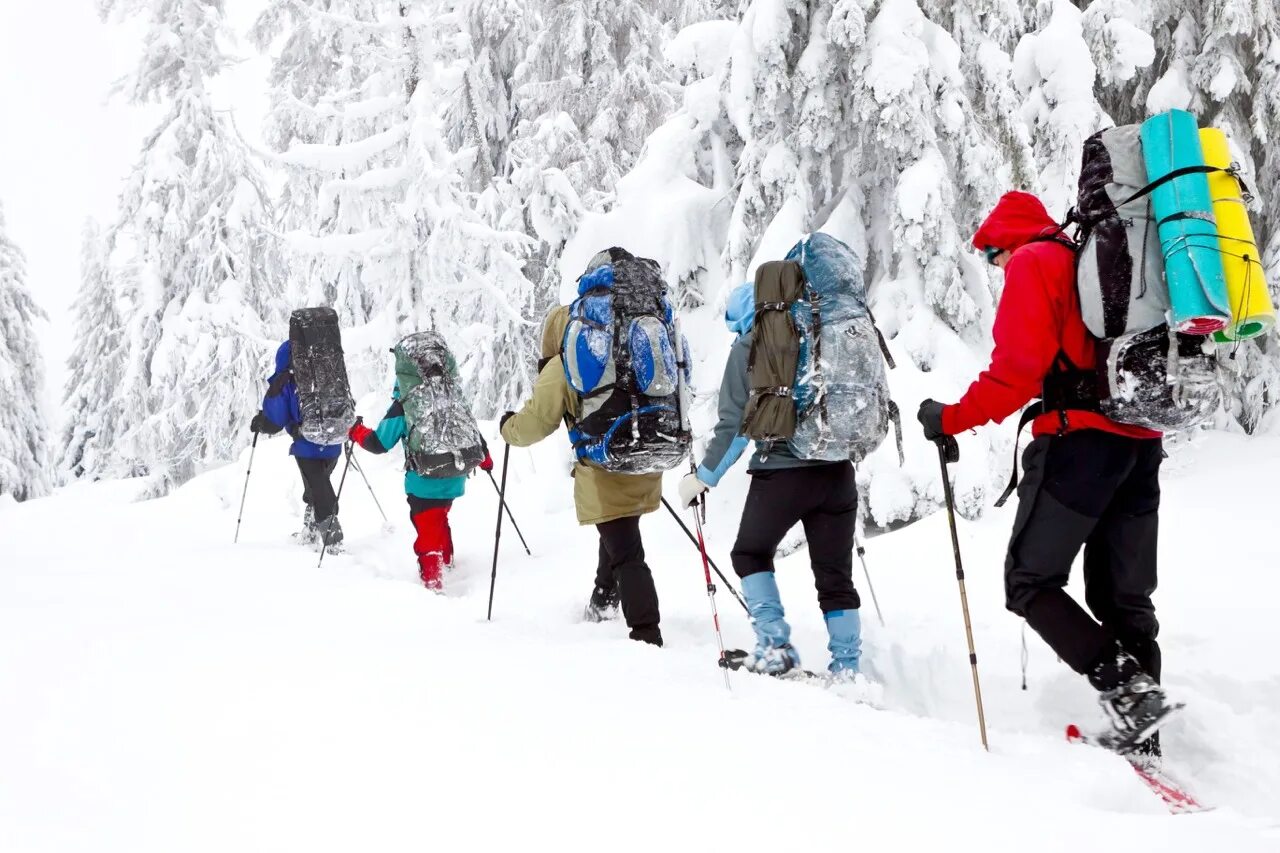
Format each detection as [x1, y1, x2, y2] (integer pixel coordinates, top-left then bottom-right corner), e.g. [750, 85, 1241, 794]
[972, 191, 1059, 253]
[540, 305, 571, 361]
[274, 341, 291, 375]
[724, 282, 756, 335]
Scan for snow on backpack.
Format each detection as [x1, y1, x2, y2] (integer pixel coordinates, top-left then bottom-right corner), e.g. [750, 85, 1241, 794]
[1028, 123, 1225, 436]
[393, 331, 485, 477]
[741, 233, 902, 464]
[561, 247, 692, 474]
[288, 307, 356, 445]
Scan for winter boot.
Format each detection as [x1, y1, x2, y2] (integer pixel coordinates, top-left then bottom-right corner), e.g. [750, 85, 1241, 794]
[823, 609, 862, 675]
[583, 585, 620, 623]
[315, 516, 344, 554]
[292, 506, 317, 545]
[741, 572, 799, 675]
[418, 551, 445, 593]
[1088, 643, 1183, 755]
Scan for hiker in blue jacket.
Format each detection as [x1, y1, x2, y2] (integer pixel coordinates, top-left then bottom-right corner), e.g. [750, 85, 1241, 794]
[678, 281, 863, 678]
[249, 341, 344, 549]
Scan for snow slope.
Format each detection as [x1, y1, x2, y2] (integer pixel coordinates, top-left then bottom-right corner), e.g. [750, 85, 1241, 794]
[2, 428, 1279, 851]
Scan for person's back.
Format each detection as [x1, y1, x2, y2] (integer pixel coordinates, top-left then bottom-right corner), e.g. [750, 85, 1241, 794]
[501, 305, 664, 645]
[918, 191, 1178, 760]
[251, 340, 344, 548]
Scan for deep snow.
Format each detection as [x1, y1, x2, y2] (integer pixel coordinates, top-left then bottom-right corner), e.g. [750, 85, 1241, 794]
[2, 425, 1279, 851]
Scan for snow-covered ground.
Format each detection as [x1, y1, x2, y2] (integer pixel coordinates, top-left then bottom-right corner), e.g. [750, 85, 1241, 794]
[2, 428, 1279, 851]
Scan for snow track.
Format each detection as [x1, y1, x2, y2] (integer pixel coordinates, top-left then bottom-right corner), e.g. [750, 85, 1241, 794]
[2, 431, 1278, 851]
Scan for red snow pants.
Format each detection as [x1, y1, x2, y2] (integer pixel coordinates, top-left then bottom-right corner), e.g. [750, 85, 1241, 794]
[408, 497, 453, 589]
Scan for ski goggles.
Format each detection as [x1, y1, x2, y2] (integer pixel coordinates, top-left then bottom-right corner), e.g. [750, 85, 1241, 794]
[983, 246, 1004, 266]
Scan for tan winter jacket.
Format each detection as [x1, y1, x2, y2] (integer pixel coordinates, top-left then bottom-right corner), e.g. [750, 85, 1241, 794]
[500, 306, 662, 526]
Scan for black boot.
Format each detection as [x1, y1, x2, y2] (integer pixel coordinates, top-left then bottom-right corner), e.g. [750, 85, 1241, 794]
[583, 585, 620, 623]
[315, 516, 344, 552]
[1089, 644, 1181, 755]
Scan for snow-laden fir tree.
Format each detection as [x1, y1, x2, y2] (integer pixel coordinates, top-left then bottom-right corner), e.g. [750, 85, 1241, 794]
[508, 0, 677, 301]
[252, 0, 412, 387]
[96, 0, 283, 495]
[61, 220, 129, 480]
[0, 199, 52, 502]
[255, 1, 535, 414]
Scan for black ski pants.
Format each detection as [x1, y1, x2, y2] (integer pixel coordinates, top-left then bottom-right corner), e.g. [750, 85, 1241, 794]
[296, 456, 339, 524]
[730, 462, 860, 614]
[1006, 430, 1162, 681]
[595, 516, 662, 644]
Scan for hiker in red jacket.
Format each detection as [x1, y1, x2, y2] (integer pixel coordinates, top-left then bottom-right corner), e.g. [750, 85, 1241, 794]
[916, 191, 1178, 758]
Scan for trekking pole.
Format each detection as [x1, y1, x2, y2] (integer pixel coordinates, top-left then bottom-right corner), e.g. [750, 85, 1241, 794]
[691, 494, 732, 691]
[486, 443, 511, 621]
[317, 442, 354, 570]
[485, 469, 530, 556]
[661, 497, 747, 613]
[347, 451, 388, 524]
[936, 439, 989, 751]
[855, 537, 885, 626]
[233, 432, 259, 544]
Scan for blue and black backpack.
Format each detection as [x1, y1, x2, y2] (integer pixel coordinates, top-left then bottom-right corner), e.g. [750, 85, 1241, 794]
[561, 248, 693, 474]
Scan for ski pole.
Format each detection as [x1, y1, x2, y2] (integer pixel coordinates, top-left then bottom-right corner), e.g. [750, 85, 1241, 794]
[317, 442, 354, 570]
[347, 450, 388, 524]
[936, 439, 989, 751]
[691, 497, 731, 690]
[233, 432, 259, 544]
[486, 443, 511, 621]
[855, 537, 885, 626]
[661, 497, 747, 613]
[486, 468, 530, 556]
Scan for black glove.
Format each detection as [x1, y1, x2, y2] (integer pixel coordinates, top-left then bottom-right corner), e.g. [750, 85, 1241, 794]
[916, 399, 946, 442]
[499, 411, 516, 431]
[250, 412, 270, 434]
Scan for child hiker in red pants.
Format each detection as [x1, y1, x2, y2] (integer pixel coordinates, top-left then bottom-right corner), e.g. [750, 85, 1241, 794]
[348, 334, 492, 591]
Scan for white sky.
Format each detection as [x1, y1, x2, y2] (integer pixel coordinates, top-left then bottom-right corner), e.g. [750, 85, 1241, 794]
[0, 0, 269, 417]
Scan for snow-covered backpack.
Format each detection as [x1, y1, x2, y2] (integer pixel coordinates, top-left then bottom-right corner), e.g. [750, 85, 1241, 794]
[741, 233, 901, 464]
[1032, 126, 1222, 435]
[561, 247, 692, 474]
[288, 307, 356, 445]
[393, 331, 485, 478]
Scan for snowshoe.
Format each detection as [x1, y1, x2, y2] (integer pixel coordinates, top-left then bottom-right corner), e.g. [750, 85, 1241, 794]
[1095, 673, 1184, 755]
[723, 645, 803, 677]
[292, 507, 318, 545]
[583, 585, 620, 623]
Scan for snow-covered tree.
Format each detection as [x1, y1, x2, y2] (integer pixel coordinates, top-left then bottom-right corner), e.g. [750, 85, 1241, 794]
[0, 200, 52, 502]
[61, 220, 128, 480]
[508, 0, 677, 301]
[98, 0, 283, 495]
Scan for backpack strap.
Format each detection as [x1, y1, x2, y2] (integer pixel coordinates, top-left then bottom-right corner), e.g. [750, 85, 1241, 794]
[993, 350, 1102, 508]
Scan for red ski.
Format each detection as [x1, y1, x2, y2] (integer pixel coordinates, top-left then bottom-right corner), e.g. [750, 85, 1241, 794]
[1066, 724, 1209, 814]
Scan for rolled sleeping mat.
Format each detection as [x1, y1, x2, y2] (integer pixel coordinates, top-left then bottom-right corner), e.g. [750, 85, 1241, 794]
[1199, 128, 1275, 342]
[1140, 110, 1230, 335]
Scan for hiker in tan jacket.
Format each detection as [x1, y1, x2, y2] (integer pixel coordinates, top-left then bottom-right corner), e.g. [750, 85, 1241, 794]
[500, 306, 664, 646]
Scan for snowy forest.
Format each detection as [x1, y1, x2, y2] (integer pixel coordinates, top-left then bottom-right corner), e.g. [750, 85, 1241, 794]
[4, 0, 1280, 516]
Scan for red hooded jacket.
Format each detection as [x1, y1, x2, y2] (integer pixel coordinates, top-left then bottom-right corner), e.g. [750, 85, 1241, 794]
[942, 192, 1160, 440]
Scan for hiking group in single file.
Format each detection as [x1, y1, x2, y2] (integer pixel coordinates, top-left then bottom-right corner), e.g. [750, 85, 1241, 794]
[241, 109, 1274, 772]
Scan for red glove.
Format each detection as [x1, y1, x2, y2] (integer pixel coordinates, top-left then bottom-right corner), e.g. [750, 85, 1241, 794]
[480, 453, 494, 472]
[349, 422, 374, 446]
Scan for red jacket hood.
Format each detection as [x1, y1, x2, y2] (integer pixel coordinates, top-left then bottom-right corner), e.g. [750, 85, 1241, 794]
[972, 191, 1059, 253]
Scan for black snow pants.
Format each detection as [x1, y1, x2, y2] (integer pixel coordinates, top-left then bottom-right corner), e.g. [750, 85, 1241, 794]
[595, 516, 662, 645]
[730, 462, 860, 614]
[296, 456, 340, 524]
[1005, 430, 1163, 681]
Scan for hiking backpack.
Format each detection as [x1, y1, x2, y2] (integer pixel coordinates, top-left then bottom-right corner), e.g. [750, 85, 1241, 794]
[393, 331, 486, 478]
[561, 247, 692, 474]
[288, 307, 356, 445]
[1038, 125, 1224, 434]
[741, 233, 901, 464]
